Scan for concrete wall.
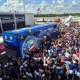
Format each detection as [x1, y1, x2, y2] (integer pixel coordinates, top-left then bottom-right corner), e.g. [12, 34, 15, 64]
[25, 13, 34, 26]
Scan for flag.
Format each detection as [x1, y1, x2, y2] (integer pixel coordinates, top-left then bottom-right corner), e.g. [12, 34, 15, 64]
[64, 15, 73, 26]
[28, 42, 35, 52]
[37, 8, 40, 11]
[43, 36, 46, 42]
[37, 11, 39, 15]
[37, 8, 40, 14]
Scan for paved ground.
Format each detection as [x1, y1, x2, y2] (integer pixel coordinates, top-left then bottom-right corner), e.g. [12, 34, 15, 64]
[0, 36, 3, 43]
[0, 52, 7, 65]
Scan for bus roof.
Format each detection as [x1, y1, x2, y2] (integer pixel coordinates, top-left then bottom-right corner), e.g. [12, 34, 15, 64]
[3, 23, 57, 35]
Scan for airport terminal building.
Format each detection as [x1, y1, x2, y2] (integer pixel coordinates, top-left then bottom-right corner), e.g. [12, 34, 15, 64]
[0, 12, 34, 34]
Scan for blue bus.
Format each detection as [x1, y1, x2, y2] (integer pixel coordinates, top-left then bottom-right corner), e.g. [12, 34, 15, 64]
[2, 23, 57, 61]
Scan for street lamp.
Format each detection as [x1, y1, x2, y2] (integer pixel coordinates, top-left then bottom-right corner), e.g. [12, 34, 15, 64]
[24, 0, 33, 13]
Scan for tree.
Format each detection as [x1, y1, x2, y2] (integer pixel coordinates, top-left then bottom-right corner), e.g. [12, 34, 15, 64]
[34, 13, 80, 17]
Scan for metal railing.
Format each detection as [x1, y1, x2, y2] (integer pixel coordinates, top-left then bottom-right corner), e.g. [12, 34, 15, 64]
[16, 19, 25, 22]
[2, 19, 14, 23]
[2, 19, 25, 23]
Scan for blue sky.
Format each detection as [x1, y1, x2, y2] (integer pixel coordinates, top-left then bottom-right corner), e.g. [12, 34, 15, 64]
[0, 0, 80, 14]
[0, 0, 73, 5]
[0, 0, 77, 4]
[0, 0, 78, 5]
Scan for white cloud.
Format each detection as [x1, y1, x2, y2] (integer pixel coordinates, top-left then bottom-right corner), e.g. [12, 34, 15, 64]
[72, 1, 77, 5]
[0, 0, 80, 14]
[78, 0, 80, 3]
[0, 6, 10, 12]
[4, 0, 24, 6]
[28, 0, 67, 14]
[3, 0, 24, 12]
[0, 0, 2, 2]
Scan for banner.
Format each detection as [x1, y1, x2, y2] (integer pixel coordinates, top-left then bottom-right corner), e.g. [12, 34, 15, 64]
[43, 36, 46, 42]
[37, 8, 40, 14]
[64, 15, 73, 26]
[0, 43, 5, 53]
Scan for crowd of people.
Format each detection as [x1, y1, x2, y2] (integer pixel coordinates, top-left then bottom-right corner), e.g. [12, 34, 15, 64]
[0, 22, 80, 80]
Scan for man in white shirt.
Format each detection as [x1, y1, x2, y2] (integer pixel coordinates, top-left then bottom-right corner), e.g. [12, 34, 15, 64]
[39, 69, 44, 75]
[20, 66, 23, 72]
[26, 69, 33, 80]
[48, 49, 50, 56]
[34, 70, 39, 77]
[64, 51, 70, 58]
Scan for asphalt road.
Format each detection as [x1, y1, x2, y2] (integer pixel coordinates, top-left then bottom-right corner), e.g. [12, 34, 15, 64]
[0, 53, 8, 65]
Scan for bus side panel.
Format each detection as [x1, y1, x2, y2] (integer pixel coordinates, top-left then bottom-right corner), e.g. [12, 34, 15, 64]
[17, 33, 38, 58]
[17, 25, 57, 58]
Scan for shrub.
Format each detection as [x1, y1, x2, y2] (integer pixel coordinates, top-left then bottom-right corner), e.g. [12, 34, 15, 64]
[26, 25, 31, 27]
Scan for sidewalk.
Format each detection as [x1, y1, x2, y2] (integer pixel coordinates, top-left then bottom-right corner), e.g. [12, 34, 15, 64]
[0, 36, 3, 43]
[0, 51, 7, 65]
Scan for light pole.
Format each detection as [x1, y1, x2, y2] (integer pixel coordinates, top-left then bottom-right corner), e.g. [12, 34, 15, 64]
[24, 0, 33, 13]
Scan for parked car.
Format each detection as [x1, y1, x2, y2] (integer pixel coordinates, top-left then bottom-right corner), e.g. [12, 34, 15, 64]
[54, 18, 60, 22]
